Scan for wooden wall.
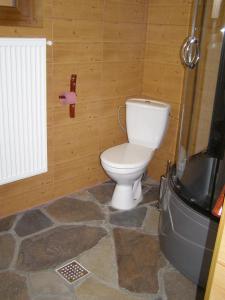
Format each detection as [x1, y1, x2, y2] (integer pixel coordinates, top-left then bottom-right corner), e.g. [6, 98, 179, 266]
[205, 202, 225, 300]
[142, 0, 192, 179]
[0, 0, 193, 217]
[0, 0, 13, 6]
[0, 0, 148, 217]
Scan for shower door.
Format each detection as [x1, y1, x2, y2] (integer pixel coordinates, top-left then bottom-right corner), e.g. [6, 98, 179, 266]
[175, 0, 225, 214]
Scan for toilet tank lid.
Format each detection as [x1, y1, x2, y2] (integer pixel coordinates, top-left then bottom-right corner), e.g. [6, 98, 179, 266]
[126, 98, 170, 110]
[100, 143, 153, 169]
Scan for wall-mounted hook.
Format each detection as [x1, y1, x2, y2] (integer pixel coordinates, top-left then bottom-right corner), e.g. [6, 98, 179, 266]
[46, 40, 53, 46]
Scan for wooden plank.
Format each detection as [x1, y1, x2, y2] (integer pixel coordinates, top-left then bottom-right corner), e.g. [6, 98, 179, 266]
[205, 202, 225, 299]
[0, 0, 192, 217]
[0, 0, 42, 27]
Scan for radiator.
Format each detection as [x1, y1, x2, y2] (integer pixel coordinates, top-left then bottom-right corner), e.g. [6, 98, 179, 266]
[0, 38, 47, 185]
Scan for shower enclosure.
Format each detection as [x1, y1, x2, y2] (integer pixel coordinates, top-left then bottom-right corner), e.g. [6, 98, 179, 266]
[159, 0, 225, 287]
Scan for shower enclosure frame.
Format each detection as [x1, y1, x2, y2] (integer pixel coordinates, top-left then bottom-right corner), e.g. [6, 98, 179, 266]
[159, 0, 225, 288]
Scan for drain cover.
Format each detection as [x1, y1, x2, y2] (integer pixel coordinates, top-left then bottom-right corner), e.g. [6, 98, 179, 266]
[56, 260, 89, 284]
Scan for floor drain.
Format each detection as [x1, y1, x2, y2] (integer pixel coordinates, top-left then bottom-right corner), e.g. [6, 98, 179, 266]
[56, 260, 89, 284]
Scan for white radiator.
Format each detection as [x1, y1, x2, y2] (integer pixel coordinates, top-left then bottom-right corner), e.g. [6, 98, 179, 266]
[0, 38, 47, 185]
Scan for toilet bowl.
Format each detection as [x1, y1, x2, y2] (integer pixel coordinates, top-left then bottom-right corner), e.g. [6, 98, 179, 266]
[101, 143, 154, 210]
[100, 98, 170, 210]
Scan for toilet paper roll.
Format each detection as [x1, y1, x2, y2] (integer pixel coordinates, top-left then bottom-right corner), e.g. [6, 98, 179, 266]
[59, 92, 77, 105]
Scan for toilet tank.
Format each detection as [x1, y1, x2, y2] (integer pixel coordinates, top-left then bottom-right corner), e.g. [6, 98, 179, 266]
[126, 98, 170, 149]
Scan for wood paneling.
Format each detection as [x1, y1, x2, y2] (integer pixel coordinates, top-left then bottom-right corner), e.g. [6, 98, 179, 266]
[0, 0, 15, 6]
[143, 0, 192, 180]
[0, 0, 42, 27]
[148, 4, 190, 25]
[52, 0, 104, 21]
[0, 0, 148, 217]
[104, 0, 147, 24]
[205, 203, 225, 300]
[0, 0, 193, 216]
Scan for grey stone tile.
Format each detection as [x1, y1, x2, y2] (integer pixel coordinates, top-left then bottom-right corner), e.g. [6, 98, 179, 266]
[142, 184, 151, 195]
[143, 207, 160, 235]
[141, 186, 159, 205]
[0, 215, 17, 232]
[0, 180, 202, 300]
[77, 236, 118, 286]
[16, 225, 107, 271]
[143, 177, 159, 186]
[29, 270, 71, 296]
[34, 296, 73, 300]
[114, 228, 166, 294]
[109, 207, 147, 228]
[163, 270, 203, 300]
[0, 271, 29, 300]
[70, 190, 96, 202]
[108, 206, 119, 212]
[14, 210, 53, 237]
[46, 198, 104, 223]
[0, 234, 15, 270]
[75, 277, 151, 300]
[88, 183, 115, 204]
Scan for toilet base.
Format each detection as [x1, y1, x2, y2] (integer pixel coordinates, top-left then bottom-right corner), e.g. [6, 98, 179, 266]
[111, 178, 143, 210]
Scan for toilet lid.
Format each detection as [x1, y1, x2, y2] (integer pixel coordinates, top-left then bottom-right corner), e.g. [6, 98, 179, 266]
[100, 143, 153, 169]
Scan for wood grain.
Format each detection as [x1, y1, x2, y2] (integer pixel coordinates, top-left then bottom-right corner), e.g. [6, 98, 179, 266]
[0, 0, 42, 27]
[0, 0, 192, 216]
[142, 0, 192, 179]
[0, 0, 147, 217]
[205, 202, 225, 300]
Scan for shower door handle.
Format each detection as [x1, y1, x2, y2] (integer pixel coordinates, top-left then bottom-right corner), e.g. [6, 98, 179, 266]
[181, 36, 200, 69]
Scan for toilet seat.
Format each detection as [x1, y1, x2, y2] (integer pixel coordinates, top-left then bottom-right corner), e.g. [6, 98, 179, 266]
[100, 143, 153, 169]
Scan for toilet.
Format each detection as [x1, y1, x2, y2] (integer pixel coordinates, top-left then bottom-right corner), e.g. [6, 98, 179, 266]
[100, 98, 170, 210]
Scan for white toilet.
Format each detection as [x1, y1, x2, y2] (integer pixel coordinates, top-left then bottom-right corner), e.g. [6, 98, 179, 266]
[100, 98, 170, 210]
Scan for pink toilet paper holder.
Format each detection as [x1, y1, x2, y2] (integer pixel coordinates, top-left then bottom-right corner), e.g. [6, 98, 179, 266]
[59, 74, 77, 118]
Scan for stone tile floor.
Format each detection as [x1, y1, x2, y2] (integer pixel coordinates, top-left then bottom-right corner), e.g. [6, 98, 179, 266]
[0, 178, 205, 300]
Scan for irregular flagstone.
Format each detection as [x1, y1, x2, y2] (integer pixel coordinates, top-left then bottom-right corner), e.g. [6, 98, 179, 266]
[88, 183, 115, 204]
[0, 214, 17, 232]
[113, 228, 166, 293]
[142, 184, 151, 195]
[34, 296, 73, 300]
[29, 270, 71, 296]
[46, 198, 104, 222]
[14, 209, 53, 237]
[75, 277, 150, 300]
[143, 177, 159, 186]
[77, 236, 118, 286]
[109, 207, 147, 228]
[163, 270, 203, 300]
[0, 271, 29, 300]
[143, 207, 160, 235]
[70, 190, 96, 202]
[0, 234, 15, 270]
[16, 225, 107, 271]
[141, 186, 159, 204]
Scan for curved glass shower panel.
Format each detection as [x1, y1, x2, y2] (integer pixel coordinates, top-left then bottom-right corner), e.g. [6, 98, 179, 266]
[176, 0, 204, 179]
[189, 1, 225, 156]
[175, 0, 225, 212]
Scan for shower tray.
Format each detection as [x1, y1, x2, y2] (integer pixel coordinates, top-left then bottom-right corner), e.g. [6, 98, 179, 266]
[159, 169, 218, 288]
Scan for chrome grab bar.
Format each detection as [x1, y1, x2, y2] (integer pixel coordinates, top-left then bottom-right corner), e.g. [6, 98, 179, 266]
[181, 36, 200, 69]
